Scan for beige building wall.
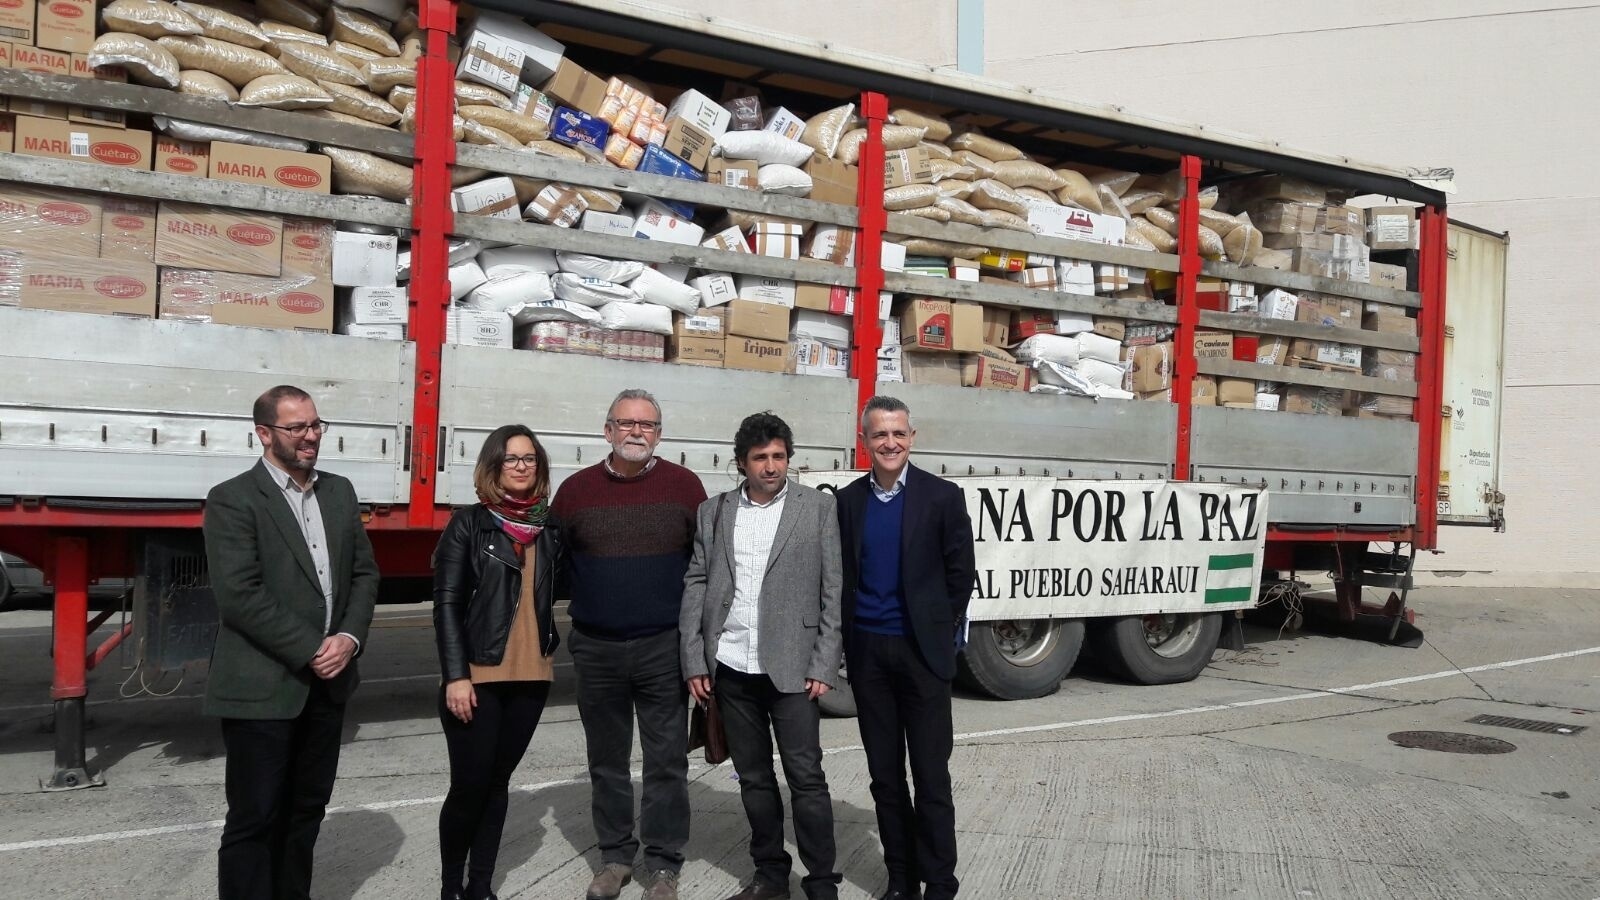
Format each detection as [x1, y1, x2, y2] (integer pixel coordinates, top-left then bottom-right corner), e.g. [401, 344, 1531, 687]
[657, 1, 1596, 586]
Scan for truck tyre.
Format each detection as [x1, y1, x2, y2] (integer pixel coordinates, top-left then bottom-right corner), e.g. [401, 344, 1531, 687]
[957, 619, 1083, 700]
[817, 674, 856, 718]
[1090, 612, 1223, 685]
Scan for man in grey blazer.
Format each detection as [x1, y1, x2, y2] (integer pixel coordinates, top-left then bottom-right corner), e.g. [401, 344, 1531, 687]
[682, 412, 844, 900]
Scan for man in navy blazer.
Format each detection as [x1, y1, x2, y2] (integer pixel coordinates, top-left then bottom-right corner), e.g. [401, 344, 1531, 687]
[834, 396, 976, 900]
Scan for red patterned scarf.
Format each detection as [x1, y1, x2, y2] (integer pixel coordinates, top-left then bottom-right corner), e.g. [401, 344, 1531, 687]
[482, 493, 549, 545]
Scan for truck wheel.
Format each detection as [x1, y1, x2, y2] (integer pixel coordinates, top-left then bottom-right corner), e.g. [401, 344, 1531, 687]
[817, 674, 856, 718]
[957, 619, 1083, 700]
[1090, 612, 1223, 685]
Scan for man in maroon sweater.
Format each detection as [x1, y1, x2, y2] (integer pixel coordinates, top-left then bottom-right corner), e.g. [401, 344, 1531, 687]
[553, 388, 708, 900]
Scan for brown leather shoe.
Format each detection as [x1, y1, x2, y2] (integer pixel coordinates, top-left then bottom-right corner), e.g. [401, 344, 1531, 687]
[723, 879, 790, 900]
[643, 869, 680, 900]
[585, 863, 632, 900]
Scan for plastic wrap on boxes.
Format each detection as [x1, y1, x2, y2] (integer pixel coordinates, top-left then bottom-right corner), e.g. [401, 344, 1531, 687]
[631, 268, 700, 316]
[552, 273, 639, 307]
[155, 116, 309, 151]
[1013, 334, 1080, 366]
[480, 246, 558, 277]
[597, 301, 672, 335]
[463, 271, 554, 312]
[555, 253, 644, 283]
[0, 251, 21, 307]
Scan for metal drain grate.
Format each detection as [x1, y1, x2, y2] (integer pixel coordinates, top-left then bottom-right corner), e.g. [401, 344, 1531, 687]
[1467, 714, 1587, 736]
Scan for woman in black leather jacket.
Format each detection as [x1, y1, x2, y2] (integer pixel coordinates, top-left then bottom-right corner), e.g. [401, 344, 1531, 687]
[432, 424, 562, 900]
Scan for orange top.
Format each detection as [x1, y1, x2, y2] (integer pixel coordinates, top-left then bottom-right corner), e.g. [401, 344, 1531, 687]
[469, 548, 554, 684]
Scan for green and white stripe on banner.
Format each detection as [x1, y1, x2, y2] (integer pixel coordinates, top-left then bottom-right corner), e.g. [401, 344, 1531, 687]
[1205, 553, 1255, 604]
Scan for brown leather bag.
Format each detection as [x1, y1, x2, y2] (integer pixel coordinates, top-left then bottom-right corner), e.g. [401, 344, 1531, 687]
[689, 696, 728, 765]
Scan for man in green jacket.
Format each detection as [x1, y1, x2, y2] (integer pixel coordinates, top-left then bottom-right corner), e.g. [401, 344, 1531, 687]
[204, 384, 379, 900]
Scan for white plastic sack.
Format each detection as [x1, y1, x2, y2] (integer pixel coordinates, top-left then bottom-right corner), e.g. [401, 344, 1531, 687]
[448, 260, 488, 301]
[1074, 357, 1127, 389]
[463, 271, 554, 312]
[597, 300, 673, 335]
[1075, 332, 1123, 364]
[505, 298, 600, 327]
[631, 267, 700, 316]
[552, 274, 639, 308]
[714, 130, 814, 167]
[479, 246, 557, 278]
[153, 116, 309, 151]
[556, 253, 644, 284]
[1012, 333, 1081, 366]
[757, 164, 812, 197]
[1029, 360, 1095, 396]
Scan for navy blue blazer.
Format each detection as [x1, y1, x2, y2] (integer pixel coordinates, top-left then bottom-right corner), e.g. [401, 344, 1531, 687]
[835, 463, 976, 680]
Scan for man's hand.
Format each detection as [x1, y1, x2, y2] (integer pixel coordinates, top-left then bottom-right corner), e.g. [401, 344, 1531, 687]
[310, 634, 357, 680]
[805, 679, 831, 701]
[687, 674, 713, 704]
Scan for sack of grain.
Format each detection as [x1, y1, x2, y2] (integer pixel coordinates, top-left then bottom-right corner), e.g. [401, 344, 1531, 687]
[236, 73, 333, 109]
[158, 35, 287, 87]
[90, 33, 182, 89]
[102, 0, 202, 39]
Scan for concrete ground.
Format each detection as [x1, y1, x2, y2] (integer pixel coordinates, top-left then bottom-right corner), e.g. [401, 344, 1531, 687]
[0, 587, 1596, 900]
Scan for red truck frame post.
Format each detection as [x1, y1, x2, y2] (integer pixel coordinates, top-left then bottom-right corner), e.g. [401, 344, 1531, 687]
[849, 92, 889, 465]
[1172, 155, 1203, 478]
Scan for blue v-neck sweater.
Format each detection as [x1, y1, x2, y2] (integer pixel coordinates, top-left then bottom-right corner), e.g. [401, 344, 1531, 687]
[855, 490, 908, 635]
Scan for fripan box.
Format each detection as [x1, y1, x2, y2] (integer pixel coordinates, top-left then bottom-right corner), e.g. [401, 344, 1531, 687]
[282, 217, 334, 278]
[35, 0, 94, 53]
[155, 135, 209, 176]
[21, 254, 156, 317]
[723, 335, 788, 373]
[158, 269, 333, 331]
[156, 202, 283, 277]
[726, 298, 791, 341]
[209, 142, 332, 193]
[331, 231, 398, 287]
[14, 117, 152, 168]
[0, 183, 102, 257]
[69, 53, 128, 128]
[98, 198, 156, 263]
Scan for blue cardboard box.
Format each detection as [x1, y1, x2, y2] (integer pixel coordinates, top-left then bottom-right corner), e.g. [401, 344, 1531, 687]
[636, 144, 702, 218]
[550, 106, 608, 153]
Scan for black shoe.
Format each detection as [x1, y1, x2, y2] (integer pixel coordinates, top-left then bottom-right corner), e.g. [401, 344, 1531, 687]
[878, 891, 921, 900]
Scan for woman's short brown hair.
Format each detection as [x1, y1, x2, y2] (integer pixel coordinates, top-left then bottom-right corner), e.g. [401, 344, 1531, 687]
[473, 424, 550, 504]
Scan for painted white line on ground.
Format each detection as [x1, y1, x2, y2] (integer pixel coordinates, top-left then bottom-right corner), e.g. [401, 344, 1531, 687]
[4, 644, 1596, 853]
[0, 666, 575, 715]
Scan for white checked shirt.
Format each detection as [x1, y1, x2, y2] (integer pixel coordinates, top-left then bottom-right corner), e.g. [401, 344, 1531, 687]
[261, 458, 359, 650]
[715, 481, 789, 675]
[870, 465, 909, 503]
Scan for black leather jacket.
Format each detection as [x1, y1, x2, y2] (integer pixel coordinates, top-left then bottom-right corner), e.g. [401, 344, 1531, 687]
[432, 504, 562, 682]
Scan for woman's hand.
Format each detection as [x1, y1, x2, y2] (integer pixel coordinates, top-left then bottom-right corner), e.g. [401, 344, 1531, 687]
[445, 678, 477, 723]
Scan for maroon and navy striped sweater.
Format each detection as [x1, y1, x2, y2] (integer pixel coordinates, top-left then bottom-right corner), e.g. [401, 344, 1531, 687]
[551, 458, 707, 639]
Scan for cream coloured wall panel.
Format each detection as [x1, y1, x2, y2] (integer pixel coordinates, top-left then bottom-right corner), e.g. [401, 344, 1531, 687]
[648, 0, 959, 69]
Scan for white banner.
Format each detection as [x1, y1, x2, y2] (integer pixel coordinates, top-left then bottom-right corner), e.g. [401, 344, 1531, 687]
[799, 474, 1268, 620]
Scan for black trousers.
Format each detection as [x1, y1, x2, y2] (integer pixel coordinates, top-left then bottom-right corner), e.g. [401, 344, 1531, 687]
[847, 629, 958, 900]
[567, 626, 690, 873]
[715, 664, 841, 899]
[437, 680, 551, 897]
[218, 678, 345, 900]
